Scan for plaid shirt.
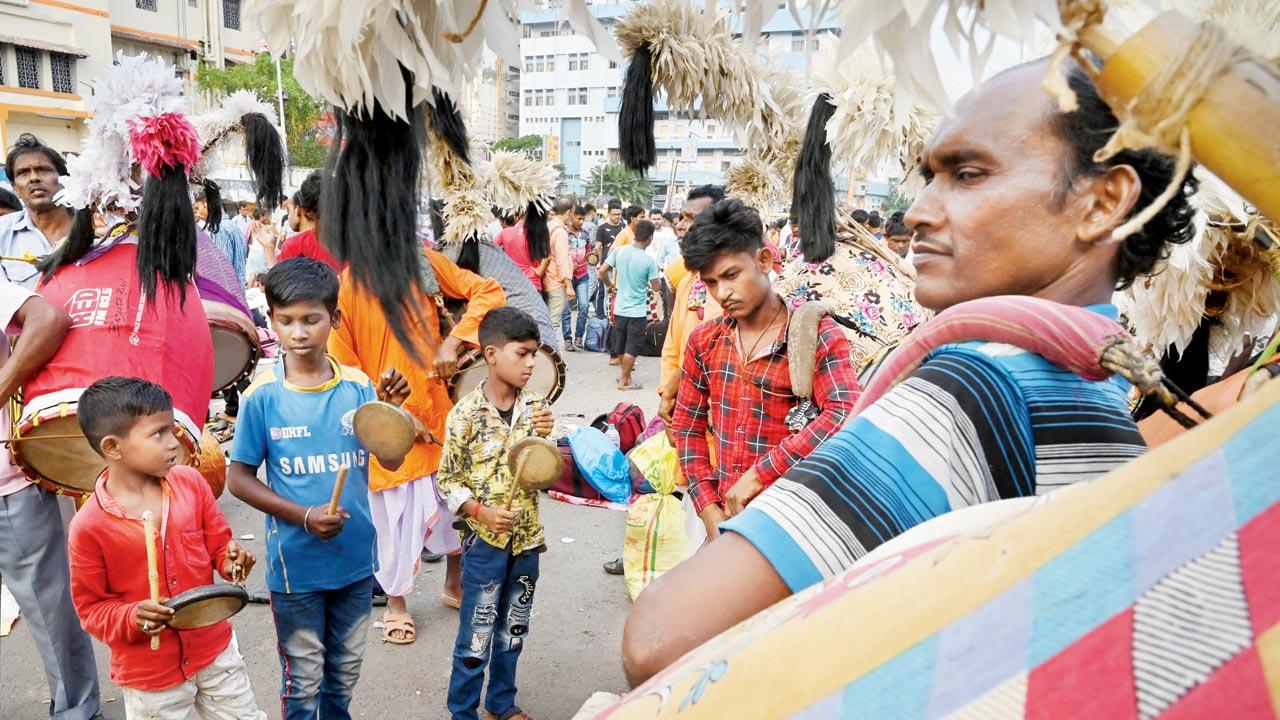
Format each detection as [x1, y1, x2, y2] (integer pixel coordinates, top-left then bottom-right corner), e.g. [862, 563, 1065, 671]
[674, 309, 860, 515]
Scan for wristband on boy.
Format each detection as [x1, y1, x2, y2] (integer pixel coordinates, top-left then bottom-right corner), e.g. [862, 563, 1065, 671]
[469, 503, 484, 520]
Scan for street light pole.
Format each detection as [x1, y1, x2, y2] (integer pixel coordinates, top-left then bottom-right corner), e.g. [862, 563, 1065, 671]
[274, 52, 291, 181]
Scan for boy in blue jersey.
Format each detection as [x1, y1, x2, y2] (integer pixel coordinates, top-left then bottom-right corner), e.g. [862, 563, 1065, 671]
[227, 258, 412, 720]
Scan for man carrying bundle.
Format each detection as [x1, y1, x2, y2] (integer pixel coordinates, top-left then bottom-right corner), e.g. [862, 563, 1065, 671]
[622, 58, 1199, 683]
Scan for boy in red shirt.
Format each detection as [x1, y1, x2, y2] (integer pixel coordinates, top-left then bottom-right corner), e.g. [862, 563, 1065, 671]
[68, 376, 267, 719]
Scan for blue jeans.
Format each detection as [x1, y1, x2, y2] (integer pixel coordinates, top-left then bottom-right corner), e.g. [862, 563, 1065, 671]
[562, 274, 590, 342]
[270, 575, 373, 720]
[447, 536, 541, 720]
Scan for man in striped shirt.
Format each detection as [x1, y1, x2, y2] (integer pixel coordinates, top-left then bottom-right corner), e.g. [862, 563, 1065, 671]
[621, 58, 1200, 684]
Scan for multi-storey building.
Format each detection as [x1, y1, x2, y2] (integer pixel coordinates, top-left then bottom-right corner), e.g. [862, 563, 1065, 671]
[458, 47, 521, 150]
[0, 0, 265, 165]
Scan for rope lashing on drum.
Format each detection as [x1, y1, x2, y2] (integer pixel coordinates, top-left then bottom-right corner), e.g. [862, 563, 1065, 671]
[1045, 2, 1245, 242]
[1099, 339, 1213, 429]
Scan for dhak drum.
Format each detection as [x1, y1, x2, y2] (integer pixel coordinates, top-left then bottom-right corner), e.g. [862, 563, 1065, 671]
[14, 393, 197, 497]
[193, 429, 227, 498]
[505, 436, 564, 506]
[352, 400, 417, 461]
[205, 301, 261, 393]
[449, 342, 566, 404]
[164, 584, 249, 630]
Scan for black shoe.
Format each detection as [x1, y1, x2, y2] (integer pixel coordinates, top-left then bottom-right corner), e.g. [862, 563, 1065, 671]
[421, 549, 444, 563]
[603, 558, 624, 575]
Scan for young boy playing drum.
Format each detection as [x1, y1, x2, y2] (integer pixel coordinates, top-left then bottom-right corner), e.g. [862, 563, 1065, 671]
[67, 376, 266, 720]
[437, 307, 556, 720]
[227, 258, 412, 720]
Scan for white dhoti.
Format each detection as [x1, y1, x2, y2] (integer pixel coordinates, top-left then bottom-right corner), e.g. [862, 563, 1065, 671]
[368, 474, 461, 598]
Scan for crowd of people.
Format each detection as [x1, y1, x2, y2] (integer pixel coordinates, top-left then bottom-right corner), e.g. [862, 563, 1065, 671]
[0, 49, 1256, 720]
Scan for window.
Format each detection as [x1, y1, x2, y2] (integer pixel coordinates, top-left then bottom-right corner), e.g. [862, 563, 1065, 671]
[524, 59, 533, 72]
[524, 90, 532, 106]
[0, 46, 5, 85]
[608, 60, 618, 69]
[51, 53, 73, 93]
[534, 56, 544, 72]
[676, 123, 687, 136]
[546, 55, 556, 72]
[136, 0, 156, 10]
[223, 0, 241, 30]
[566, 87, 587, 105]
[721, 160, 732, 172]
[606, 86, 618, 100]
[15, 47, 39, 89]
[188, 0, 196, 5]
[791, 32, 805, 52]
[706, 122, 716, 135]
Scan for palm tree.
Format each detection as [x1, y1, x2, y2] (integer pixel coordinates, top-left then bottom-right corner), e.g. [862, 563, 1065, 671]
[587, 162, 656, 206]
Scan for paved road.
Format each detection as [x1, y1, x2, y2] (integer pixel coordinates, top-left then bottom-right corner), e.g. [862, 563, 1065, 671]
[1, 346, 662, 720]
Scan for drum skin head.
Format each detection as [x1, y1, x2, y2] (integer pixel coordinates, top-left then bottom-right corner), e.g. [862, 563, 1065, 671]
[450, 343, 566, 404]
[194, 430, 227, 498]
[507, 436, 564, 492]
[210, 326, 256, 392]
[16, 410, 194, 496]
[353, 401, 416, 462]
[165, 584, 249, 630]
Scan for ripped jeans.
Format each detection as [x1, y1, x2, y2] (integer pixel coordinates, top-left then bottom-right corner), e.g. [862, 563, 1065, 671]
[447, 535, 541, 720]
[270, 575, 373, 720]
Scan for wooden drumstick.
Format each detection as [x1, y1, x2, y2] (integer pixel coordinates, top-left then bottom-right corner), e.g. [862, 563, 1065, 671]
[142, 510, 160, 651]
[328, 465, 349, 516]
[505, 452, 531, 511]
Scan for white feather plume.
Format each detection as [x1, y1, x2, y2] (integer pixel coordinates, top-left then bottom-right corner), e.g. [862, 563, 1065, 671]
[832, 0, 1061, 112]
[191, 90, 277, 181]
[485, 151, 558, 215]
[249, 0, 614, 119]
[812, 45, 936, 180]
[725, 155, 786, 213]
[616, 0, 808, 183]
[57, 52, 188, 212]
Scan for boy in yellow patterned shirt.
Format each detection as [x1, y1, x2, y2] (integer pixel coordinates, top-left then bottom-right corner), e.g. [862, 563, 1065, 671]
[438, 307, 555, 720]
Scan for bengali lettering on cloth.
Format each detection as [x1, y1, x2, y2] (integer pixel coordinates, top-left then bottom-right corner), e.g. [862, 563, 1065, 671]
[29, 233, 213, 440]
[774, 233, 928, 373]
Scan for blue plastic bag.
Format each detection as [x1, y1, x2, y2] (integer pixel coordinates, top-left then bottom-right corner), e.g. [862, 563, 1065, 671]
[567, 425, 632, 504]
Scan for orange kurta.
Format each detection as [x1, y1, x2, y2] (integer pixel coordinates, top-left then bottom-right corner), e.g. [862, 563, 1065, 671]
[329, 248, 505, 492]
[658, 271, 723, 396]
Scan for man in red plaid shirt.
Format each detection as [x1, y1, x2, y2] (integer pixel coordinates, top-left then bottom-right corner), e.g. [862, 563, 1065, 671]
[673, 199, 859, 543]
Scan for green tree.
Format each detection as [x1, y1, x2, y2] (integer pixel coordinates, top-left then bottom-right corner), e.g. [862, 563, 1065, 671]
[882, 180, 914, 217]
[196, 54, 328, 168]
[587, 162, 655, 206]
[491, 134, 545, 159]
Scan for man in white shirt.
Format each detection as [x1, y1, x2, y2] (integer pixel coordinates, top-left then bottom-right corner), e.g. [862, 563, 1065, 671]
[0, 279, 103, 720]
[0, 134, 74, 288]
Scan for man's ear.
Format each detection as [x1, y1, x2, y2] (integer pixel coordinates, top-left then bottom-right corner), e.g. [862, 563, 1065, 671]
[100, 435, 123, 461]
[330, 307, 342, 329]
[484, 344, 499, 366]
[1078, 164, 1142, 245]
[756, 245, 775, 273]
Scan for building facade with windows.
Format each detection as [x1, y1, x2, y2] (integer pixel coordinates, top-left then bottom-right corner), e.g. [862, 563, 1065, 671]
[518, 1, 842, 205]
[0, 0, 265, 167]
[458, 46, 520, 149]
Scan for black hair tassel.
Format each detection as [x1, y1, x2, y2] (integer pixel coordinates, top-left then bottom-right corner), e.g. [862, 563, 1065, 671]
[203, 178, 224, 233]
[428, 87, 469, 164]
[793, 93, 837, 263]
[240, 112, 286, 210]
[135, 168, 197, 304]
[619, 43, 656, 172]
[524, 200, 550, 262]
[321, 67, 428, 362]
[37, 206, 95, 283]
[456, 235, 481, 275]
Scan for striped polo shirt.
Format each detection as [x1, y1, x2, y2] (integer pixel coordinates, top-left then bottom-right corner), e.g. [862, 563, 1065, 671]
[723, 304, 1146, 592]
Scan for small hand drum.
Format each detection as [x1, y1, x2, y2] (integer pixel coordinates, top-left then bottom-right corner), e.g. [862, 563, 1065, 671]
[506, 436, 564, 503]
[353, 401, 416, 462]
[164, 584, 250, 630]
